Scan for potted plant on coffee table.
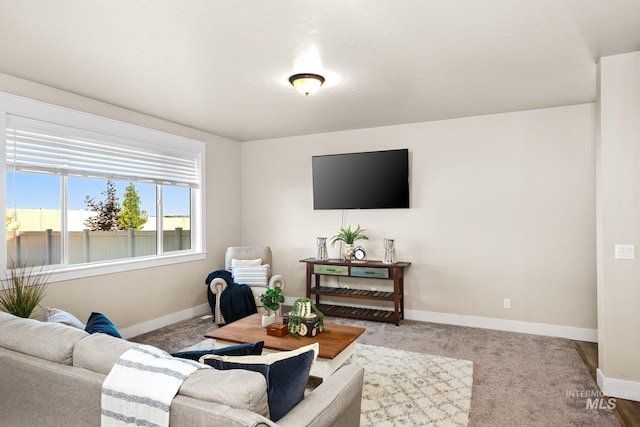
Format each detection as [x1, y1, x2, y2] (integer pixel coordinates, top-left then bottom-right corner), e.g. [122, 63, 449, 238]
[330, 224, 369, 261]
[259, 286, 284, 327]
[288, 298, 327, 338]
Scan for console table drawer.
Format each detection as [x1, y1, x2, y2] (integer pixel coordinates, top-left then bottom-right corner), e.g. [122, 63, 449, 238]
[351, 266, 389, 279]
[314, 265, 349, 276]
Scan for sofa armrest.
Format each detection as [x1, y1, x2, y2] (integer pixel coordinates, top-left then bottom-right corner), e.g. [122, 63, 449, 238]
[209, 278, 228, 325]
[209, 277, 228, 295]
[269, 275, 285, 292]
[276, 363, 364, 427]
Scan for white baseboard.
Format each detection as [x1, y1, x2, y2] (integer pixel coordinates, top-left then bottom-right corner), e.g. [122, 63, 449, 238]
[405, 309, 599, 342]
[597, 368, 640, 402]
[284, 296, 597, 342]
[119, 303, 211, 339]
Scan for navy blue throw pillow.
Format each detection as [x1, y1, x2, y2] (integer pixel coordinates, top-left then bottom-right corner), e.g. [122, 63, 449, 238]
[84, 312, 122, 338]
[201, 342, 318, 421]
[172, 341, 264, 361]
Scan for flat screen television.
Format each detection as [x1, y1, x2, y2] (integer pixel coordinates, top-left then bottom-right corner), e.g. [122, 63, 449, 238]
[312, 149, 409, 210]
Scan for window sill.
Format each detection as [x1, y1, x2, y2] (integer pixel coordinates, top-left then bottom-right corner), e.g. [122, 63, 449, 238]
[46, 252, 207, 283]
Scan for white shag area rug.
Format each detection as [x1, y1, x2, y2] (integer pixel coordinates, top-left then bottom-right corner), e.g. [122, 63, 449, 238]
[180, 340, 473, 426]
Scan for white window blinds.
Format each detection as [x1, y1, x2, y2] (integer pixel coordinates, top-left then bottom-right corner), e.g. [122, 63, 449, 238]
[6, 115, 200, 187]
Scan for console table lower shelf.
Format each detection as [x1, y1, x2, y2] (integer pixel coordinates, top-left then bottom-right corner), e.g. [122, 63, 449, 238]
[315, 303, 397, 322]
[311, 286, 397, 322]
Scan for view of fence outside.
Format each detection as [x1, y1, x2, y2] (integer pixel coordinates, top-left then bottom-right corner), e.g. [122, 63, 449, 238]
[6, 228, 190, 266]
[6, 208, 190, 232]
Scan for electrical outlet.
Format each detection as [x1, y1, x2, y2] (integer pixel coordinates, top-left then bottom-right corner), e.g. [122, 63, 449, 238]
[504, 298, 511, 309]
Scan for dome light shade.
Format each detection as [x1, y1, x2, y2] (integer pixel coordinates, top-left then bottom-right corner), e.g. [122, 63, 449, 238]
[289, 73, 325, 96]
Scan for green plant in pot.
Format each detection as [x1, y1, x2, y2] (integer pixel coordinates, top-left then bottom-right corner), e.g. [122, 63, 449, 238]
[330, 224, 369, 261]
[259, 286, 284, 327]
[288, 298, 327, 338]
[0, 261, 50, 318]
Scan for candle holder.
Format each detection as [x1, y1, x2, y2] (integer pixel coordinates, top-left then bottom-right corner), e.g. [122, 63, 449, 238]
[316, 237, 328, 260]
[383, 238, 397, 264]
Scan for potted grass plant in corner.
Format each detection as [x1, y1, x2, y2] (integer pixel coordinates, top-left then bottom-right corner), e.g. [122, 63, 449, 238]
[0, 261, 50, 319]
[259, 286, 285, 327]
[330, 224, 369, 261]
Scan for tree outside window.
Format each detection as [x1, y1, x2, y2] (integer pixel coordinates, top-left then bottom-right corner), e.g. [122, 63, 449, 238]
[119, 183, 148, 231]
[83, 180, 122, 231]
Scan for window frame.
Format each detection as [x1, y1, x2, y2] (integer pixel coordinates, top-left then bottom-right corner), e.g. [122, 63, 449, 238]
[1, 92, 206, 283]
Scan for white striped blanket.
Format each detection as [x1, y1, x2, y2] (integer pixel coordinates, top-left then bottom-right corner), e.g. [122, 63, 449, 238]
[101, 345, 206, 427]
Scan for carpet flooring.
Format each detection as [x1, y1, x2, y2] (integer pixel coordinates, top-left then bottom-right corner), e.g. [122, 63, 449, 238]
[131, 314, 620, 427]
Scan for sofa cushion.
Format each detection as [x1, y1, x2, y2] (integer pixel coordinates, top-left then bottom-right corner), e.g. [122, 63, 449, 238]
[171, 341, 264, 361]
[232, 264, 270, 286]
[201, 342, 318, 421]
[178, 368, 270, 418]
[0, 314, 88, 364]
[0, 311, 15, 324]
[231, 258, 262, 267]
[44, 307, 86, 329]
[72, 333, 139, 375]
[85, 312, 122, 338]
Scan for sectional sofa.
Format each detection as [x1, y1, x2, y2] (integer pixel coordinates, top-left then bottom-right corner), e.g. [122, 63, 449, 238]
[0, 311, 364, 426]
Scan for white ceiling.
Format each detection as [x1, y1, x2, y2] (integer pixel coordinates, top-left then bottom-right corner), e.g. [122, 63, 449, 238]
[1, 1, 639, 142]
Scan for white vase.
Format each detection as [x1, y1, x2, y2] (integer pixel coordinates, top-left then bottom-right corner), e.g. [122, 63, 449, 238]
[383, 238, 397, 264]
[261, 313, 277, 327]
[316, 237, 328, 260]
[344, 243, 355, 261]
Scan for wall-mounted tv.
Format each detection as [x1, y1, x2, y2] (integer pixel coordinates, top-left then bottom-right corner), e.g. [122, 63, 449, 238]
[312, 148, 409, 210]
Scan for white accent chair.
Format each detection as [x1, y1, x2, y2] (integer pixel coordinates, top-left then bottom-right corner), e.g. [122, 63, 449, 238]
[209, 246, 286, 325]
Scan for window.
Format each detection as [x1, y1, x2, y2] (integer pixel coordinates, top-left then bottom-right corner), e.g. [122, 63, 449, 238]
[1, 93, 205, 280]
[65, 178, 159, 264]
[6, 173, 61, 265]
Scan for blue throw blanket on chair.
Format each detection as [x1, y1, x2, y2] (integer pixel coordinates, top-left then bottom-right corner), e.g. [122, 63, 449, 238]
[205, 270, 257, 325]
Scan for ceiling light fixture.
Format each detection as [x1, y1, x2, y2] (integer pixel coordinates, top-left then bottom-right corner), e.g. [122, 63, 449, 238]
[289, 73, 325, 96]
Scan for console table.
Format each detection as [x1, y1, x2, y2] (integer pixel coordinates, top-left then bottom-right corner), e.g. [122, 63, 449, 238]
[300, 258, 411, 326]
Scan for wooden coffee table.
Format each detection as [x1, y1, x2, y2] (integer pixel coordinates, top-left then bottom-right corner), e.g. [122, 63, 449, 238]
[204, 313, 366, 379]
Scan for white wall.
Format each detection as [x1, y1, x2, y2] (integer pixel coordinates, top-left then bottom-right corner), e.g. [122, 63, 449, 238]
[240, 104, 597, 336]
[0, 72, 242, 329]
[597, 51, 640, 400]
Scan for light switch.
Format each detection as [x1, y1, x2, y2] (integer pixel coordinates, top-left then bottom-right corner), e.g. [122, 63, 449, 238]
[615, 244, 635, 260]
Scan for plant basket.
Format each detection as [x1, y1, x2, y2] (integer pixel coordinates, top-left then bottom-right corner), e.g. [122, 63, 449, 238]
[287, 298, 327, 338]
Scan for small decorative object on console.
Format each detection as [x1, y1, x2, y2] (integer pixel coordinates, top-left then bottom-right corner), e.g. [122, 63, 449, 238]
[383, 238, 397, 264]
[352, 245, 367, 263]
[316, 237, 328, 260]
[330, 224, 369, 261]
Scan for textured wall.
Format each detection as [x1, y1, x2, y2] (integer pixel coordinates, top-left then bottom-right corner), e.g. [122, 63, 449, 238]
[240, 104, 596, 330]
[597, 51, 640, 388]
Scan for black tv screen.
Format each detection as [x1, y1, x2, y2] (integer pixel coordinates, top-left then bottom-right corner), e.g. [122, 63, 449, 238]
[312, 149, 409, 209]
